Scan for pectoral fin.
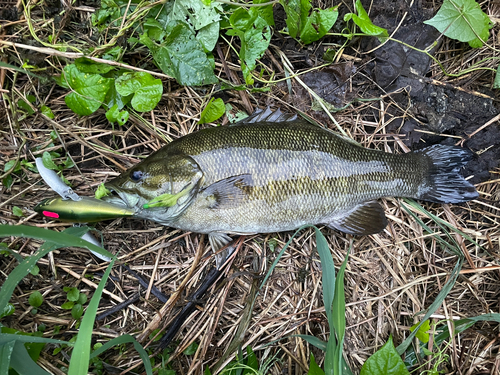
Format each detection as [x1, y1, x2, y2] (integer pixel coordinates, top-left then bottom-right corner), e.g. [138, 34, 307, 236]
[202, 174, 253, 209]
[326, 201, 387, 235]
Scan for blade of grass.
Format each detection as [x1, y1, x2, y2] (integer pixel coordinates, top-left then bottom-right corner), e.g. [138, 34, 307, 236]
[68, 256, 117, 375]
[0, 334, 69, 346]
[0, 226, 93, 314]
[396, 257, 463, 355]
[9, 340, 51, 375]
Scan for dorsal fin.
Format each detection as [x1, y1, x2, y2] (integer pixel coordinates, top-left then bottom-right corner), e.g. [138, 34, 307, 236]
[231, 107, 298, 126]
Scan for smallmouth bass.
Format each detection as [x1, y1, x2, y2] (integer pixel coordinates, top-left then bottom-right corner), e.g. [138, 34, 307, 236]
[98, 108, 477, 252]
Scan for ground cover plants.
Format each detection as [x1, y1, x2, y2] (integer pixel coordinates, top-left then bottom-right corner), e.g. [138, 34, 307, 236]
[1, 0, 500, 373]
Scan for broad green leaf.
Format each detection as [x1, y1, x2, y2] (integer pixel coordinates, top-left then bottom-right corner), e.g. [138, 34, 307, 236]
[42, 151, 58, 171]
[424, 0, 490, 46]
[300, 6, 339, 44]
[28, 291, 43, 308]
[197, 21, 219, 51]
[360, 335, 409, 375]
[75, 57, 114, 74]
[64, 287, 80, 302]
[6, 340, 51, 375]
[145, 20, 218, 86]
[12, 206, 23, 217]
[344, 0, 389, 42]
[71, 303, 84, 320]
[228, 12, 271, 85]
[183, 341, 199, 355]
[115, 72, 163, 112]
[199, 98, 225, 124]
[410, 320, 430, 344]
[40, 105, 54, 119]
[281, 0, 300, 38]
[245, 346, 258, 371]
[308, 353, 325, 375]
[61, 64, 111, 116]
[61, 301, 75, 310]
[18, 99, 35, 115]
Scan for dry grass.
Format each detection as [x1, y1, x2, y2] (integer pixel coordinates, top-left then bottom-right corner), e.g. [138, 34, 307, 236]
[1, 0, 500, 374]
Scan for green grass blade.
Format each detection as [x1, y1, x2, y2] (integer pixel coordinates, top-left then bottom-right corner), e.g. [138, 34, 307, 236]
[292, 335, 327, 351]
[332, 248, 350, 375]
[0, 341, 15, 375]
[396, 257, 463, 355]
[0, 226, 92, 314]
[0, 225, 114, 260]
[0, 334, 69, 346]
[90, 334, 153, 375]
[68, 256, 116, 375]
[9, 340, 51, 375]
[313, 228, 336, 327]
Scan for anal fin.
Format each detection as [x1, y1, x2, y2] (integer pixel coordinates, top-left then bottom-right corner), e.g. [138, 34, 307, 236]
[326, 201, 387, 236]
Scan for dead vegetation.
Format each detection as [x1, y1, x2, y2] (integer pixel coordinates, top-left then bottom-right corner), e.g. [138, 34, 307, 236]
[1, 0, 500, 374]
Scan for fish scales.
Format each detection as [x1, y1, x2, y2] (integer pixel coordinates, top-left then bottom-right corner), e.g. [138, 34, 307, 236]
[161, 121, 426, 234]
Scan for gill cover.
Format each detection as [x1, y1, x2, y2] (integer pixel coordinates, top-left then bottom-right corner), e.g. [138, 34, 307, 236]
[104, 153, 204, 221]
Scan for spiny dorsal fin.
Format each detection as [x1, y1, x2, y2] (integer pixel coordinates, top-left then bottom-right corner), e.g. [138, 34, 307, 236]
[231, 107, 298, 126]
[326, 200, 387, 235]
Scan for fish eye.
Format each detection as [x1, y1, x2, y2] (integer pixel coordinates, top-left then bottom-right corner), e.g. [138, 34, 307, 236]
[130, 170, 144, 182]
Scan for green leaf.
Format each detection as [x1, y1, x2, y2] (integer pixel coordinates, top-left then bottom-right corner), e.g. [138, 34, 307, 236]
[144, 20, 218, 86]
[64, 287, 80, 302]
[300, 6, 339, 44]
[30, 265, 40, 276]
[183, 341, 198, 355]
[12, 206, 23, 217]
[95, 183, 112, 199]
[61, 301, 75, 310]
[344, 0, 389, 42]
[281, 0, 300, 38]
[40, 105, 54, 119]
[410, 320, 430, 344]
[199, 98, 225, 124]
[423, 0, 490, 46]
[78, 293, 88, 305]
[360, 335, 410, 375]
[75, 57, 114, 74]
[245, 346, 258, 371]
[308, 353, 325, 375]
[227, 10, 271, 85]
[71, 303, 84, 320]
[28, 291, 43, 308]
[61, 64, 111, 116]
[18, 99, 35, 115]
[115, 71, 163, 112]
[42, 151, 58, 170]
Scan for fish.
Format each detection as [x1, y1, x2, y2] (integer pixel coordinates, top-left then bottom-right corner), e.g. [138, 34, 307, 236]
[99, 108, 478, 255]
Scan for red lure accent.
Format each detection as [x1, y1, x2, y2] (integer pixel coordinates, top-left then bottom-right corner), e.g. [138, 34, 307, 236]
[43, 211, 60, 219]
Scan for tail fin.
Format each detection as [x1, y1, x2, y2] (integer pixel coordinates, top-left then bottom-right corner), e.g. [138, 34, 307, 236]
[416, 144, 478, 203]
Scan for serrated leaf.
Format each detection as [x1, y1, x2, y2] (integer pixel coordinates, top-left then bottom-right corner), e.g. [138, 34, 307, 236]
[199, 98, 225, 124]
[146, 21, 218, 86]
[29, 291, 43, 308]
[344, 0, 389, 42]
[42, 151, 58, 171]
[62, 64, 111, 116]
[360, 335, 410, 375]
[423, 0, 490, 45]
[410, 320, 430, 344]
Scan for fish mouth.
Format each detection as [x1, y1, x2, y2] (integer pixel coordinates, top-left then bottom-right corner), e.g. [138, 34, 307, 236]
[102, 184, 141, 210]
